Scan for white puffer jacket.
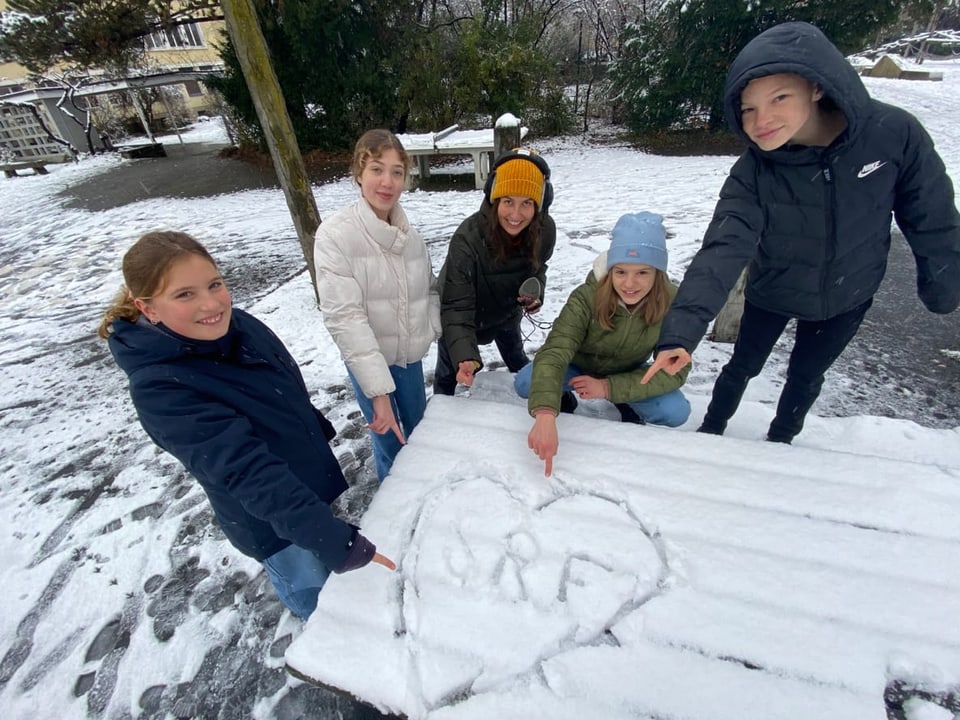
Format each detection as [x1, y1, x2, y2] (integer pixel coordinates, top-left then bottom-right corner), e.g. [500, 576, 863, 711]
[315, 198, 440, 399]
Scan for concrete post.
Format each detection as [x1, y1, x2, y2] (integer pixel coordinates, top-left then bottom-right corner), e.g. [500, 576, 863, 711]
[493, 112, 522, 161]
[128, 92, 154, 142]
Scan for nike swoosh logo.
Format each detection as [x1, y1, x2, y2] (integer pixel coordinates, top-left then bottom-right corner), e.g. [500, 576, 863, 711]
[857, 161, 887, 178]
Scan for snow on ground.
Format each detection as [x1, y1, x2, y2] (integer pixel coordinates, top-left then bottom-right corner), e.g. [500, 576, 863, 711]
[286, 385, 960, 720]
[0, 61, 958, 719]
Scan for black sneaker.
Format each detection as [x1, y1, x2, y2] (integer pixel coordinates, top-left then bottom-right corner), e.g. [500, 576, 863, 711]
[696, 424, 724, 435]
[560, 391, 578, 414]
[765, 434, 793, 445]
[615, 403, 645, 425]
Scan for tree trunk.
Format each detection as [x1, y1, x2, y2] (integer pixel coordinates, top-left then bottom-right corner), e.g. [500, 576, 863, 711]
[220, 0, 321, 299]
[709, 268, 747, 343]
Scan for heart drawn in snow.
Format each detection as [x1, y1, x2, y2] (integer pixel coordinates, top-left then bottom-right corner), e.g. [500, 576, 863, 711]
[399, 471, 668, 710]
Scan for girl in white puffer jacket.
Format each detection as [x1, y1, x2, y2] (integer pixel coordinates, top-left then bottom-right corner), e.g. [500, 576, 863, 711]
[315, 129, 440, 481]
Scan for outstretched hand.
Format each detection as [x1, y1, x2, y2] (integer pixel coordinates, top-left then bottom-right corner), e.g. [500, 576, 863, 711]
[641, 348, 692, 384]
[528, 413, 559, 477]
[369, 395, 406, 445]
[372, 552, 396, 571]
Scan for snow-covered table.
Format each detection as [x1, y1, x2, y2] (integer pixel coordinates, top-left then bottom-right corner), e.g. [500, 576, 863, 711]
[286, 387, 960, 720]
[396, 125, 528, 189]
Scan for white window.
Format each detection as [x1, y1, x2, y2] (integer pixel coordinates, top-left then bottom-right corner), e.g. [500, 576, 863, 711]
[144, 23, 204, 50]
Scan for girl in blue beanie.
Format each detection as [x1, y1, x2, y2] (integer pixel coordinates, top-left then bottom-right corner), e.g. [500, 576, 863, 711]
[516, 212, 691, 476]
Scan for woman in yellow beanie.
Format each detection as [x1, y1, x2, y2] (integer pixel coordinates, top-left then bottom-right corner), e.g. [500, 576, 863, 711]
[434, 148, 557, 395]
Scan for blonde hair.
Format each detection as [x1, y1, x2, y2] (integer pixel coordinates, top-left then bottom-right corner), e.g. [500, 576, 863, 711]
[594, 269, 672, 330]
[97, 231, 217, 339]
[351, 129, 410, 183]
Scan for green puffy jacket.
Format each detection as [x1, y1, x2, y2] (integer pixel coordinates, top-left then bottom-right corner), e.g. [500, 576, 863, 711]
[527, 256, 690, 416]
[439, 202, 556, 369]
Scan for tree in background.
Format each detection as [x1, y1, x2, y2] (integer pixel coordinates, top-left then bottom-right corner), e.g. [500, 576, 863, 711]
[869, 0, 960, 59]
[0, 0, 220, 73]
[401, 0, 575, 137]
[612, 0, 901, 134]
[207, 0, 409, 152]
[209, 0, 578, 153]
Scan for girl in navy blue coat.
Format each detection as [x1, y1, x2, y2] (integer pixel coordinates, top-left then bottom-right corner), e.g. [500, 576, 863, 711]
[99, 231, 395, 619]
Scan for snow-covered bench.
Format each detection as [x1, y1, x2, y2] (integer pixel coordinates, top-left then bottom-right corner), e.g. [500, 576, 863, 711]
[286, 375, 960, 720]
[115, 142, 166, 159]
[1, 158, 52, 177]
[397, 124, 528, 189]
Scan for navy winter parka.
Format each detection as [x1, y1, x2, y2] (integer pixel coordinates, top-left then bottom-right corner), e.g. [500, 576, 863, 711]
[109, 309, 355, 567]
[659, 21, 960, 353]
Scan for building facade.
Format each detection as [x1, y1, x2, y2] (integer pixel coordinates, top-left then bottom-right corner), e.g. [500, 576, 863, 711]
[0, 4, 226, 161]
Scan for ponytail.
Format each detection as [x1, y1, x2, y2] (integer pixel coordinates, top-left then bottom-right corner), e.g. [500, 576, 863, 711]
[97, 287, 140, 339]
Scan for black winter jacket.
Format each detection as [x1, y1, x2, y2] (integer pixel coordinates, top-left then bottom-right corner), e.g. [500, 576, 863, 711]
[439, 201, 557, 369]
[109, 309, 357, 567]
[659, 21, 960, 353]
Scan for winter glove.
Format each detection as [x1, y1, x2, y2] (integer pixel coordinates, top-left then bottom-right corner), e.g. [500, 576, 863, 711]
[334, 526, 376, 573]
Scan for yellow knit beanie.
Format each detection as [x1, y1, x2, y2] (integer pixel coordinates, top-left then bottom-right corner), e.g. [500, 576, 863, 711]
[490, 158, 545, 208]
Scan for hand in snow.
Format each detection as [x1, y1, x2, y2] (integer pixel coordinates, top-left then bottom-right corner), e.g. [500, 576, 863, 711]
[369, 395, 405, 445]
[372, 552, 397, 571]
[642, 348, 691, 383]
[569, 375, 608, 400]
[528, 412, 559, 477]
[456, 360, 479, 387]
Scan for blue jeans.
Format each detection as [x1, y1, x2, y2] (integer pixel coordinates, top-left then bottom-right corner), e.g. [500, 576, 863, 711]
[514, 362, 690, 427]
[347, 361, 427, 481]
[262, 543, 331, 619]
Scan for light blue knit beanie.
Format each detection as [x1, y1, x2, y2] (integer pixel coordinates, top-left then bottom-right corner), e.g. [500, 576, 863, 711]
[606, 212, 668, 272]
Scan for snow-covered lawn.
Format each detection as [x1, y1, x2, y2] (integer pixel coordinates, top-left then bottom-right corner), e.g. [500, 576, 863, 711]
[0, 62, 958, 719]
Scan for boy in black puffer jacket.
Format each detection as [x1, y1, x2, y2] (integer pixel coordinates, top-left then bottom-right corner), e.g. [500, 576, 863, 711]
[643, 21, 960, 444]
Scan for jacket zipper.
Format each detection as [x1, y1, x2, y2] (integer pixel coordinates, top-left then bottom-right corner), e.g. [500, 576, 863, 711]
[821, 161, 836, 318]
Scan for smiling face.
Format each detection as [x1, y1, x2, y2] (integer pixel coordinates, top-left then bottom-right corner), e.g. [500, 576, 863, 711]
[496, 195, 537, 236]
[358, 148, 406, 221]
[134, 253, 232, 341]
[610, 263, 656, 307]
[739, 73, 824, 150]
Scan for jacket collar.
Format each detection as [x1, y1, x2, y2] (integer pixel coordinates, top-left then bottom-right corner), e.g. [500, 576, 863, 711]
[357, 198, 410, 254]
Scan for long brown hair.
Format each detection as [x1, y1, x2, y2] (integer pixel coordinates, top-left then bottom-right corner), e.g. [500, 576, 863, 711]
[486, 199, 544, 269]
[97, 231, 217, 339]
[594, 268, 672, 330]
[351, 129, 411, 183]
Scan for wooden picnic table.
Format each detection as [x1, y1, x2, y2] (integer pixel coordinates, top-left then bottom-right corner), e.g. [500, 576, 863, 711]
[397, 124, 528, 189]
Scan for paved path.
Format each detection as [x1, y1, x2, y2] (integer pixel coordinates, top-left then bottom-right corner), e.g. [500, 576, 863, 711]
[832, 233, 959, 428]
[59, 141, 281, 211]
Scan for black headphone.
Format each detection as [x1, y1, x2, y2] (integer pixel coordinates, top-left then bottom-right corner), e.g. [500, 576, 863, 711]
[482, 148, 554, 214]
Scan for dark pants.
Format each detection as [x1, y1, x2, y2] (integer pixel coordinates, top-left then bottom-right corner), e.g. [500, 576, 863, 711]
[700, 298, 872, 442]
[433, 322, 529, 395]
